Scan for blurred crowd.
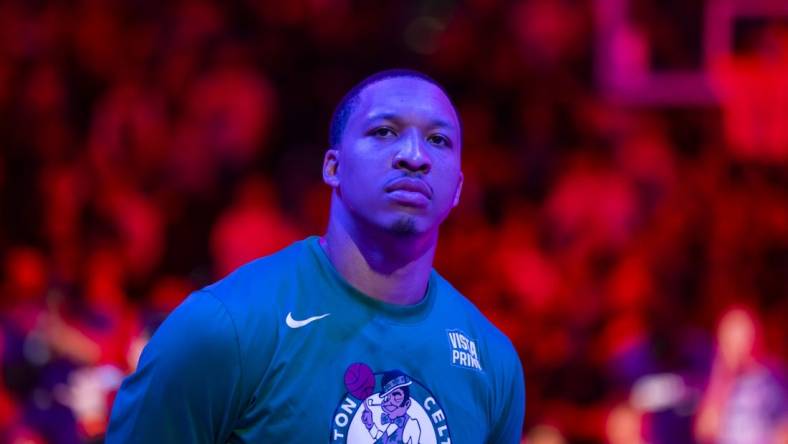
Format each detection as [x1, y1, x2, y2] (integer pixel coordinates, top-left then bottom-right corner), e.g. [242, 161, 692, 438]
[0, 1, 785, 443]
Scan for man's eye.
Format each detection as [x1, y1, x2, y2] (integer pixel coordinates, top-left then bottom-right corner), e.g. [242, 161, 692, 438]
[428, 134, 450, 147]
[372, 127, 396, 138]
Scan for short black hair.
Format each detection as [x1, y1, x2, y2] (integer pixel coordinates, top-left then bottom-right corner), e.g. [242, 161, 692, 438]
[328, 68, 458, 148]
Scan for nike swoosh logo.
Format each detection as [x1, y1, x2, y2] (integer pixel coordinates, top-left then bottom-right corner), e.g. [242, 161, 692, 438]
[286, 312, 331, 328]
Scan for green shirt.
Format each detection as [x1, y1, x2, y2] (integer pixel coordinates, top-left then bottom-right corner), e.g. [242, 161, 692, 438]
[107, 237, 525, 443]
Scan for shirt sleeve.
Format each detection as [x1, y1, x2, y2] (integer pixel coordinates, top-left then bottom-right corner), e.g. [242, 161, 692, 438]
[487, 345, 526, 444]
[106, 290, 245, 443]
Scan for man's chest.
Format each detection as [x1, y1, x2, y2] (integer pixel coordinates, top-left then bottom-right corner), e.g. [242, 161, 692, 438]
[234, 314, 492, 444]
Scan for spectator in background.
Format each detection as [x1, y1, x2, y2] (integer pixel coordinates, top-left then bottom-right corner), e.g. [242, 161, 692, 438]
[168, 52, 276, 196]
[695, 307, 788, 444]
[0, 247, 82, 444]
[210, 175, 300, 279]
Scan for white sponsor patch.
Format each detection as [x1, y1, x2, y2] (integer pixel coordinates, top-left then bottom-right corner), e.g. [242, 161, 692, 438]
[446, 329, 483, 372]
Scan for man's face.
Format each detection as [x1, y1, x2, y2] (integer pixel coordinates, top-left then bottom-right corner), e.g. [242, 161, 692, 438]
[324, 77, 463, 236]
[381, 388, 410, 418]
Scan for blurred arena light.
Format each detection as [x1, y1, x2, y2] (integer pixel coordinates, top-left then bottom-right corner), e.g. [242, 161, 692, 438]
[524, 424, 567, 444]
[630, 373, 689, 412]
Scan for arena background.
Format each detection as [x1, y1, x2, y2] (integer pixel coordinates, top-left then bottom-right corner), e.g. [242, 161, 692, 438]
[0, 1, 786, 443]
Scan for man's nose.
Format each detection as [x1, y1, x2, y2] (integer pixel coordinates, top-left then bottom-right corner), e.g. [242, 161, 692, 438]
[392, 129, 431, 174]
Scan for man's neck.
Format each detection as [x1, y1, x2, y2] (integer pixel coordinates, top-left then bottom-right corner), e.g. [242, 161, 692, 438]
[321, 207, 437, 306]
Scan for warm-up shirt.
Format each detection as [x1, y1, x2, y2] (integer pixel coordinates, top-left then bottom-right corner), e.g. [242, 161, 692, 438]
[107, 236, 525, 443]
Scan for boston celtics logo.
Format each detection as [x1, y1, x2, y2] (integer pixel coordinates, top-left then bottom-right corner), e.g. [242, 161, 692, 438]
[330, 363, 452, 443]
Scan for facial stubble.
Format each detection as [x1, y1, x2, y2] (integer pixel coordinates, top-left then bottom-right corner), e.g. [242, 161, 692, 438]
[390, 216, 417, 235]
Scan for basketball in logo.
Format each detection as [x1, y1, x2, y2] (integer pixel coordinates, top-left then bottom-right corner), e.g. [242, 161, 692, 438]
[344, 362, 375, 400]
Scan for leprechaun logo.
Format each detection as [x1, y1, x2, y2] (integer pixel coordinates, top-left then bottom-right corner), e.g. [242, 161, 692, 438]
[329, 363, 452, 443]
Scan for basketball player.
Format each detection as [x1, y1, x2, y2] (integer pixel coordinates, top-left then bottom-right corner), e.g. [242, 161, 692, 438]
[107, 69, 525, 443]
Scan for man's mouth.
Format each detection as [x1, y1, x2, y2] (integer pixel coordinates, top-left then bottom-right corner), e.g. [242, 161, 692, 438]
[384, 177, 432, 207]
[385, 177, 432, 198]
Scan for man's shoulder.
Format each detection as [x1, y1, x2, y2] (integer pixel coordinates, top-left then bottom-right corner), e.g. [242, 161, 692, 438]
[179, 239, 317, 386]
[195, 237, 320, 329]
[431, 271, 517, 354]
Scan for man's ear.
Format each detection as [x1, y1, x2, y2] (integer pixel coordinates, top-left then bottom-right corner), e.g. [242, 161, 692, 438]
[452, 171, 464, 207]
[322, 149, 340, 188]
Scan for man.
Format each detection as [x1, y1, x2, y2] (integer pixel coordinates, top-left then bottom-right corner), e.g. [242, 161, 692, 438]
[107, 69, 525, 443]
